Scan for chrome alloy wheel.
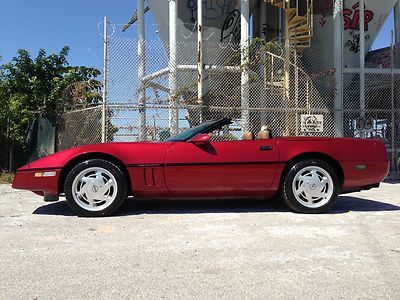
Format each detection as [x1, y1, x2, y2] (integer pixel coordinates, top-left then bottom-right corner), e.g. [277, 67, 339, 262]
[71, 167, 118, 212]
[292, 166, 334, 209]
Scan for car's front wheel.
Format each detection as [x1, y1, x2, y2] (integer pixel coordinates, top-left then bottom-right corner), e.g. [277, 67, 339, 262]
[280, 159, 339, 213]
[64, 159, 127, 217]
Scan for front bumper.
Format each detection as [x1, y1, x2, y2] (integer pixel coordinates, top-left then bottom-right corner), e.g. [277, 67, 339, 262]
[12, 169, 61, 195]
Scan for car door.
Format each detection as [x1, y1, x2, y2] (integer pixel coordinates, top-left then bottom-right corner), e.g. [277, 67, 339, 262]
[164, 139, 280, 197]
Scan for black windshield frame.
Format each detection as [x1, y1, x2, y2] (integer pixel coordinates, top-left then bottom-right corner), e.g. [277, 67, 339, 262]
[165, 117, 232, 142]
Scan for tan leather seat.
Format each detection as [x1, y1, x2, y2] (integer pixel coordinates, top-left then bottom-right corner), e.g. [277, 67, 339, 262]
[242, 132, 254, 140]
[257, 130, 271, 140]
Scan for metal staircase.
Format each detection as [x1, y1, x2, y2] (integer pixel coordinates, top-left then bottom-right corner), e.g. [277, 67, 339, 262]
[265, 0, 313, 51]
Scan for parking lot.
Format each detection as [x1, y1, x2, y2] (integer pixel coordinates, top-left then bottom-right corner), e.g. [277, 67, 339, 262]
[0, 183, 399, 299]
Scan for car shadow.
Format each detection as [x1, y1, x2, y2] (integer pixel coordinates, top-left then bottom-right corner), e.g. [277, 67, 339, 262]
[32, 195, 400, 217]
[385, 180, 400, 184]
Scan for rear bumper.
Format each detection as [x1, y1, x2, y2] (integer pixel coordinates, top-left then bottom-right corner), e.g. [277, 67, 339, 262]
[12, 169, 61, 195]
[340, 182, 380, 194]
[341, 160, 389, 193]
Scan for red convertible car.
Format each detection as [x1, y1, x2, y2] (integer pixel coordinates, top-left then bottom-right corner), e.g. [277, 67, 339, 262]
[12, 118, 389, 217]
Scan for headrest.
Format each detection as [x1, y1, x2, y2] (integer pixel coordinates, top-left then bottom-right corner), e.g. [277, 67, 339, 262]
[257, 130, 271, 140]
[242, 132, 254, 140]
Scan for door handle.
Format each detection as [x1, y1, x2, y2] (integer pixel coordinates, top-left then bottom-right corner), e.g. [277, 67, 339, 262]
[260, 146, 273, 151]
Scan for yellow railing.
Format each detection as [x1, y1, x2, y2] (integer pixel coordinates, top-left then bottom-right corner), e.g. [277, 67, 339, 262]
[265, 0, 313, 51]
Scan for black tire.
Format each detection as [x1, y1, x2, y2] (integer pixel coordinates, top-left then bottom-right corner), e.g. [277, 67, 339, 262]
[64, 159, 127, 217]
[280, 159, 339, 214]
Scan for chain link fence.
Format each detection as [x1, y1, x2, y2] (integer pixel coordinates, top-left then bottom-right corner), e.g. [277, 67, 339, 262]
[0, 117, 10, 171]
[57, 27, 400, 180]
[57, 107, 104, 149]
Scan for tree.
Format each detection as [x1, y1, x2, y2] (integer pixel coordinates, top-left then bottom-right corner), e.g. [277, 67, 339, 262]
[0, 47, 102, 169]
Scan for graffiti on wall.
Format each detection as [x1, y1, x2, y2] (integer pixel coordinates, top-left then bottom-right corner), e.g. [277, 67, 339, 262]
[313, 0, 333, 16]
[220, 9, 240, 42]
[345, 33, 371, 53]
[313, 0, 333, 28]
[343, 2, 374, 31]
[367, 45, 400, 68]
[184, 0, 241, 42]
[343, 2, 374, 54]
[373, 52, 392, 68]
[309, 68, 336, 79]
[187, 0, 236, 23]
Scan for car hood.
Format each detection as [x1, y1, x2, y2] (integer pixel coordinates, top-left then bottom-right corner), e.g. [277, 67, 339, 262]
[17, 142, 173, 171]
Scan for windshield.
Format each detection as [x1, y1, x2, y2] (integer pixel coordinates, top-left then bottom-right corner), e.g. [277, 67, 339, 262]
[165, 118, 231, 142]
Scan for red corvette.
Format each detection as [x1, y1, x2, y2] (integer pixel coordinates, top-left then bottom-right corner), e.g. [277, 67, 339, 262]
[12, 118, 389, 217]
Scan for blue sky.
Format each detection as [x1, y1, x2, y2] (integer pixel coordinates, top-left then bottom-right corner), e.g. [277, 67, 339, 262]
[0, 0, 395, 68]
[373, 11, 395, 50]
[0, 0, 156, 69]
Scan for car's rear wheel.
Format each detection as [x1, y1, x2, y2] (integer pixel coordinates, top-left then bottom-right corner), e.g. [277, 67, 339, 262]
[64, 159, 127, 217]
[280, 159, 339, 213]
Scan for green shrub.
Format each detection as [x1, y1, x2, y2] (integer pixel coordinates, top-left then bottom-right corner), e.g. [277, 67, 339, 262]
[0, 172, 14, 184]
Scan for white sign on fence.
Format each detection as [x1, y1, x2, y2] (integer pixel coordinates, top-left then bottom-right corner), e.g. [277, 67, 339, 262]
[301, 115, 324, 133]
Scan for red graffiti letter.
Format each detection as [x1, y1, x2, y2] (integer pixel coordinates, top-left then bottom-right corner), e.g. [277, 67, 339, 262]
[343, 9, 352, 30]
[364, 10, 374, 31]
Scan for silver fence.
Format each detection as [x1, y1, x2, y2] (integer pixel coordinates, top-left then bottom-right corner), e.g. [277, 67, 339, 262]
[57, 30, 400, 180]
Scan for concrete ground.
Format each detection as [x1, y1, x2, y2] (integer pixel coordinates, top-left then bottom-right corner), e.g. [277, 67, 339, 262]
[0, 183, 399, 300]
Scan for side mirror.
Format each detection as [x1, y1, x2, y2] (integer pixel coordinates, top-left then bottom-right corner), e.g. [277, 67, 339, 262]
[189, 133, 210, 145]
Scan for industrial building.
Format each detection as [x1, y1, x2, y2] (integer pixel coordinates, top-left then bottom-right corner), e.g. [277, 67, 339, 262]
[59, 1, 400, 179]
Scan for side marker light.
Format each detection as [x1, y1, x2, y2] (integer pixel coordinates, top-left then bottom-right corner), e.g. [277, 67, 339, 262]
[355, 165, 368, 170]
[34, 171, 57, 177]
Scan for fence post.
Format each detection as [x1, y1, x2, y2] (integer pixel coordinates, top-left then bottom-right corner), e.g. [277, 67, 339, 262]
[241, 0, 250, 133]
[6, 116, 11, 172]
[197, 0, 204, 123]
[102, 16, 108, 143]
[395, 2, 400, 178]
[395, 1, 400, 46]
[391, 31, 396, 178]
[359, 0, 366, 138]
[8, 115, 13, 171]
[334, 0, 343, 137]
[259, 2, 268, 128]
[169, 0, 179, 135]
[283, 14, 291, 136]
[138, 0, 147, 140]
